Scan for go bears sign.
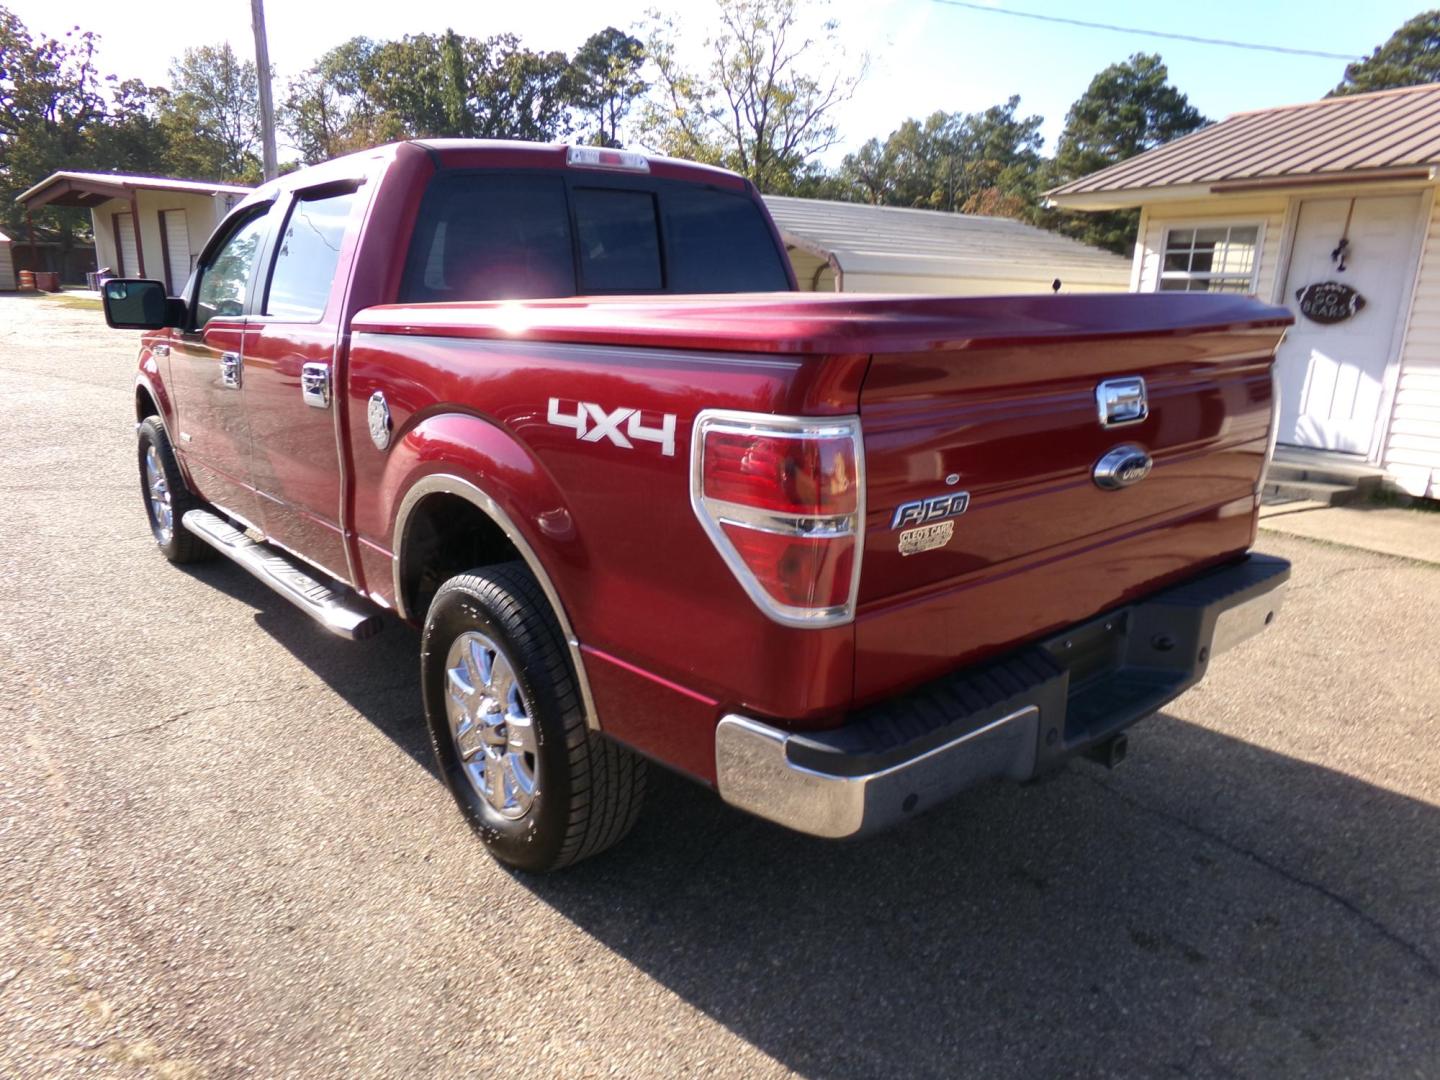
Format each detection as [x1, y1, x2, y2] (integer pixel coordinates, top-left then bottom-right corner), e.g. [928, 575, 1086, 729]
[1296, 281, 1366, 325]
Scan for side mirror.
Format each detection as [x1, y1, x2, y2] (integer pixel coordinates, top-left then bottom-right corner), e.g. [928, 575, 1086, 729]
[102, 279, 185, 330]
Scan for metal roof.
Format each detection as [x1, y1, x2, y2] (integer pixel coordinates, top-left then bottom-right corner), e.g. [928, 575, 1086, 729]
[1049, 83, 1440, 204]
[762, 195, 1129, 286]
[16, 171, 254, 210]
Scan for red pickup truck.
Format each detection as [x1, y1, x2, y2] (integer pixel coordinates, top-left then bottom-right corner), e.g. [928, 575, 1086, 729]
[103, 140, 1291, 872]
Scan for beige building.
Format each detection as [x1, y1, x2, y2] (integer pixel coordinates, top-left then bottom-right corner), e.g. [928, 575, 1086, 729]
[763, 194, 1131, 295]
[1049, 82, 1440, 499]
[17, 172, 252, 293]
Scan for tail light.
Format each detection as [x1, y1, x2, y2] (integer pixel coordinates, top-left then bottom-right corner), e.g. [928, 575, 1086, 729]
[691, 410, 865, 627]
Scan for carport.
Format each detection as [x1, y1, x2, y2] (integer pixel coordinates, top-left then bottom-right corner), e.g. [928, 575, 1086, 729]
[762, 194, 1131, 295]
[16, 172, 252, 292]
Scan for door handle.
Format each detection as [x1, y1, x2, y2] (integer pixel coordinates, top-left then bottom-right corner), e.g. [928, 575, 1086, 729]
[220, 351, 242, 389]
[301, 362, 331, 409]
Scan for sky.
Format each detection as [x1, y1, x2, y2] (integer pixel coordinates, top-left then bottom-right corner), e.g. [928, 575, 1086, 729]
[9, 0, 1430, 162]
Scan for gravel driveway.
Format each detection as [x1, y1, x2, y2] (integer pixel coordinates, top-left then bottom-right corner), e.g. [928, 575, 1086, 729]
[2, 292, 1437, 1078]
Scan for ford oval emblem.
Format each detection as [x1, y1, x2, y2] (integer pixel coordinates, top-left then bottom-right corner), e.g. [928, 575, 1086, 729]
[1093, 444, 1153, 490]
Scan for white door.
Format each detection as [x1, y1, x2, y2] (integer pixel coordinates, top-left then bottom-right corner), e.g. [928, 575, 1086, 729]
[161, 209, 192, 293]
[114, 212, 139, 278]
[1275, 194, 1423, 455]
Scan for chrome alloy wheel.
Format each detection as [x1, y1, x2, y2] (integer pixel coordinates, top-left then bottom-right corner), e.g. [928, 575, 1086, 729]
[444, 630, 539, 819]
[144, 445, 173, 544]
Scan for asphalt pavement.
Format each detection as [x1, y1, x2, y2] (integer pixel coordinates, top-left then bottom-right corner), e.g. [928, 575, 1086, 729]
[2, 292, 1438, 1078]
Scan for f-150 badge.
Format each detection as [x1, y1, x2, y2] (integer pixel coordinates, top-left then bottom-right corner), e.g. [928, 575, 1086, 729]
[891, 490, 969, 555]
[891, 490, 970, 530]
[548, 398, 677, 456]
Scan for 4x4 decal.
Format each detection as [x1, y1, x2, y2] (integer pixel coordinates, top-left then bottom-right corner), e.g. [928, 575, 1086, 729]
[547, 398, 677, 457]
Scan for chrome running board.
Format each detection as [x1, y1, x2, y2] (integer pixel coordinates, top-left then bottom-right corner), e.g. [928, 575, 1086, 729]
[181, 509, 383, 641]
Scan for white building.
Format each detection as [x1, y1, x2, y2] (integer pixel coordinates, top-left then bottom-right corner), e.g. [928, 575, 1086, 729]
[1049, 83, 1440, 499]
[763, 195, 1131, 295]
[17, 172, 252, 293]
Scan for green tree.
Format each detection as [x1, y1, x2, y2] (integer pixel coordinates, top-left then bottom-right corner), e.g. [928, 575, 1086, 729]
[1332, 10, 1440, 95]
[283, 69, 352, 165]
[90, 79, 171, 174]
[1047, 53, 1206, 252]
[834, 96, 1043, 215]
[159, 43, 262, 182]
[0, 8, 107, 235]
[835, 136, 894, 204]
[641, 0, 865, 193]
[571, 27, 646, 147]
[283, 30, 575, 160]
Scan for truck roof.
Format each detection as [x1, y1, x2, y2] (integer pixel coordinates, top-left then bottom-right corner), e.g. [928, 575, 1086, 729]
[236, 139, 750, 215]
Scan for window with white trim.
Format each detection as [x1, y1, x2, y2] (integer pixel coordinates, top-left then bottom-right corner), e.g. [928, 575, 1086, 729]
[1158, 224, 1259, 293]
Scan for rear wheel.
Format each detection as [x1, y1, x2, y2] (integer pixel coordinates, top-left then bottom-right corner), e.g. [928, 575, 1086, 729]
[421, 563, 647, 872]
[137, 416, 213, 564]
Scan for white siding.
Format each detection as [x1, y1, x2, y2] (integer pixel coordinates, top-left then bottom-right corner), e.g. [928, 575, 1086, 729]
[840, 271, 1115, 295]
[91, 189, 231, 285]
[1386, 193, 1440, 498]
[1133, 196, 1290, 302]
[0, 240, 14, 291]
[785, 246, 835, 291]
[115, 213, 139, 277]
[160, 208, 193, 293]
[785, 246, 1120, 295]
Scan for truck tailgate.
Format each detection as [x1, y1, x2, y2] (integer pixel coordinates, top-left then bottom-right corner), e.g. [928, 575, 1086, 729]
[854, 312, 1287, 702]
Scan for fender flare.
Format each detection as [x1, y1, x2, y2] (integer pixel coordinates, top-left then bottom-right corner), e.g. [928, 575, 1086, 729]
[134, 369, 199, 491]
[391, 472, 602, 732]
[134, 369, 171, 430]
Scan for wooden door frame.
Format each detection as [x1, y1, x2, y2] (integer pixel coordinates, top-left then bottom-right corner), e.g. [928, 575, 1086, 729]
[110, 211, 132, 277]
[157, 209, 173, 293]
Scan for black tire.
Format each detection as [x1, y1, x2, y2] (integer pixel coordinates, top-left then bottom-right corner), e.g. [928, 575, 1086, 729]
[421, 563, 647, 872]
[137, 416, 214, 564]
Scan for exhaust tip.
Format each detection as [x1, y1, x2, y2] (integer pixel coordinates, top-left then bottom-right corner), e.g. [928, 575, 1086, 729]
[1084, 733, 1129, 770]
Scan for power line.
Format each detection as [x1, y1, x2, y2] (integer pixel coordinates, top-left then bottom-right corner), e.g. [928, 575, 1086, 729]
[931, 1, 1363, 61]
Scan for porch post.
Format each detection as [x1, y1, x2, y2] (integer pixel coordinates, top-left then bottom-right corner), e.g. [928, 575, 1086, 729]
[129, 190, 147, 278]
[26, 211, 37, 272]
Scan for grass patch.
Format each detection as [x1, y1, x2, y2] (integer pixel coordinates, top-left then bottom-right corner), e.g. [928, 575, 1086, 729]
[45, 292, 101, 311]
[1365, 487, 1440, 514]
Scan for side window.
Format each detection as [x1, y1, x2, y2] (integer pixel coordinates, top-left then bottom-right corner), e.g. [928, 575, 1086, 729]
[194, 211, 271, 328]
[264, 189, 357, 320]
[1157, 225, 1260, 293]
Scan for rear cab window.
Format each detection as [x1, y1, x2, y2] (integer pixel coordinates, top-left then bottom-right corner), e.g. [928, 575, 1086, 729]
[573, 188, 662, 292]
[401, 169, 791, 303]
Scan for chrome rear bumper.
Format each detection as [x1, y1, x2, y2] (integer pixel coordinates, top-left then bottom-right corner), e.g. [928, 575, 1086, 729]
[715, 554, 1289, 839]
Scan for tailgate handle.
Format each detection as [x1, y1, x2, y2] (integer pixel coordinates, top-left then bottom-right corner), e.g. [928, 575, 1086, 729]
[1096, 377, 1148, 428]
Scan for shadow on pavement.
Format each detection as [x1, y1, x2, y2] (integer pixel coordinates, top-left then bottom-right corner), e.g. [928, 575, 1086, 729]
[180, 558, 436, 777]
[187, 561, 1440, 1078]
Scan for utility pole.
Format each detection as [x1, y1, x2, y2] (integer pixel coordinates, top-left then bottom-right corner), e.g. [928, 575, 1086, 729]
[251, 0, 279, 180]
